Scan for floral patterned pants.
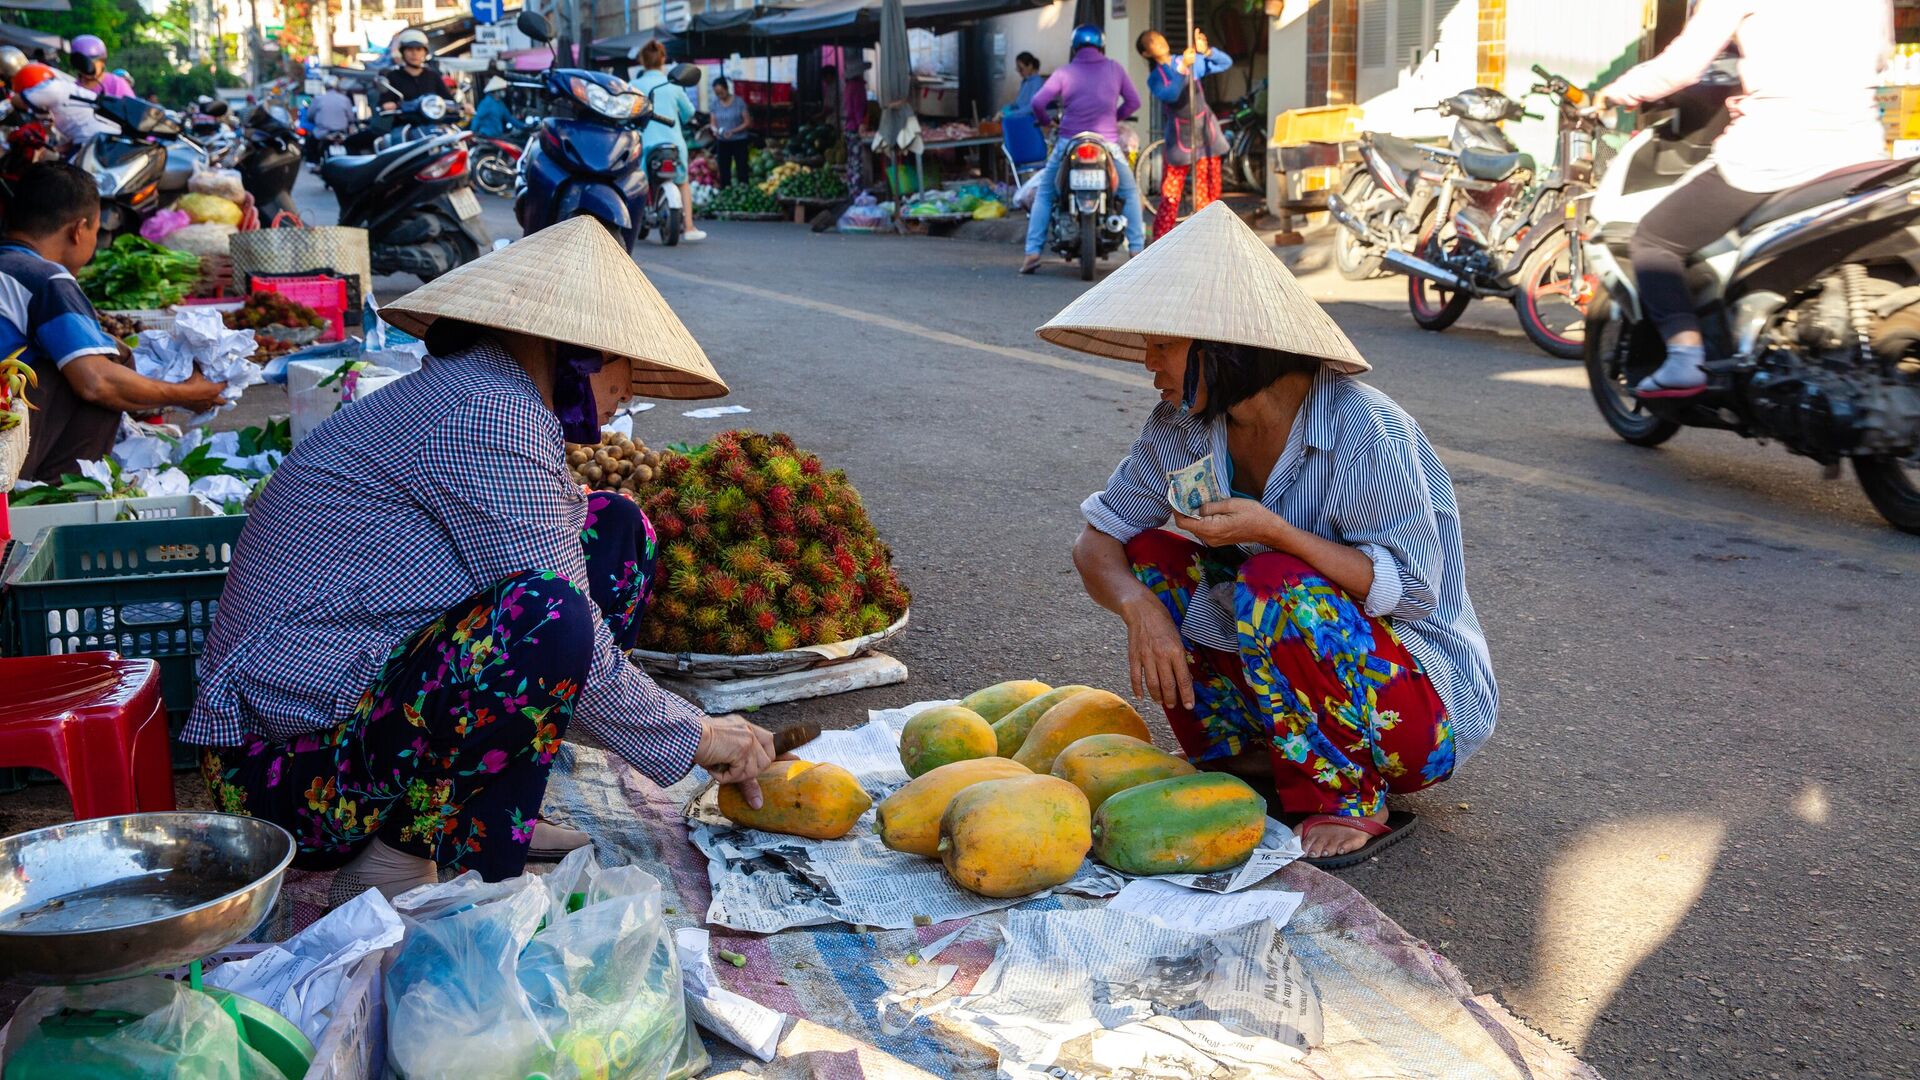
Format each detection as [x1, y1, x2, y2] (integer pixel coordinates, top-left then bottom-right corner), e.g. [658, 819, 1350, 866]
[202, 493, 657, 881]
[1125, 529, 1453, 820]
[1153, 156, 1222, 240]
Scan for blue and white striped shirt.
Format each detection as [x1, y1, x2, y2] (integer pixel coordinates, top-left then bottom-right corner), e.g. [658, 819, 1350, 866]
[1082, 367, 1497, 762]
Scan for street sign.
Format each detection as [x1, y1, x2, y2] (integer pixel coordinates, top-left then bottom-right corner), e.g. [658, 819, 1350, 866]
[662, 0, 691, 33]
[472, 0, 505, 25]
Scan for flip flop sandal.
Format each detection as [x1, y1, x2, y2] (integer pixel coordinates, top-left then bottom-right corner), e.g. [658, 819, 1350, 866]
[1297, 810, 1418, 871]
[1633, 375, 1708, 399]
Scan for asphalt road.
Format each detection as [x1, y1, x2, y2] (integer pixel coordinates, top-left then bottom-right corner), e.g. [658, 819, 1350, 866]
[25, 174, 1920, 1078]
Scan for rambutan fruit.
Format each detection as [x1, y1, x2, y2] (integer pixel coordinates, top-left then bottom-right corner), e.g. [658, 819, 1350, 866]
[687, 522, 714, 547]
[750, 606, 779, 633]
[784, 582, 817, 614]
[764, 623, 798, 652]
[724, 458, 753, 486]
[733, 502, 764, 532]
[655, 597, 691, 625]
[692, 606, 726, 632]
[697, 629, 727, 653]
[800, 455, 824, 476]
[765, 455, 803, 487]
[818, 589, 848, 616]
[669, 566, 703, 597]
[796, 505, 827, 531]
[661, 454, 693, 482]
[810, 562, 842, 590]
[834, 549, 859, 578]
[823, 501, 851, 524]
[771, 433, 796, 452]
[768, 513, 798, 536]
[742, 472, 769, 498]
[765, 484, 795, 515]
[663, 626, 692, 652]
[858, 605, 890, 634]
[664, 543, 697, 569]
[771, 537, 801, 561]
[740, 581, 771, 609]
[723, 628, 758, 655]
[712, 486, 748, 519]
[654, 512, 686, 540]
[798, 542, 828, 569]
[705, 570, 741, 605]
[723, 544, 766, 578]
[793, 615, 821, 643]
[758, 562, 791, 589]
[680, 496, 711, 523]
[814, 616, 845, 643]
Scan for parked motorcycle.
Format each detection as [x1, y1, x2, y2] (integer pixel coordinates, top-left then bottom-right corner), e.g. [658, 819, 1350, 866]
[470, 118, 534, 197]
[1581, 79, 1920, 532]
[638, 137, 687, 246]
[231, 103, 304, 222]
[505, 9, 685, 251]
[71, 96, 202, 240]
[1047, 131, 1129, 281]
[319, 94, 491, 281]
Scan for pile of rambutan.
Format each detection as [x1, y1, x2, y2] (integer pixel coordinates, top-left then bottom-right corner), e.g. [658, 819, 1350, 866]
[630, 430, 910, 654]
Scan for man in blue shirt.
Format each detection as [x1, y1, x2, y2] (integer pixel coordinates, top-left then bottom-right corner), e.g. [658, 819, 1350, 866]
[471, 88, 513, 140]
[4, 163, 226, 482]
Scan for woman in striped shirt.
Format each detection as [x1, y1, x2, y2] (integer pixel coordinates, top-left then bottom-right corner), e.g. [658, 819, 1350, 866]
[1046, 204, 1496, 868]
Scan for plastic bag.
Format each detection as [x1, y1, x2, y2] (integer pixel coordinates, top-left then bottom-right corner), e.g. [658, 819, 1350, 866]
[972, 200, 1007, 220]
[163, 221, 238, 256]
[836, 193, 891, 233]
[1013, 169, 1043, 210]
[178, 192, 244, 226]
[139, 208, 192, 243]
[0, 977, 282, 1080]
[189, 165, 247, 202]
[384, 849, 703, 1080]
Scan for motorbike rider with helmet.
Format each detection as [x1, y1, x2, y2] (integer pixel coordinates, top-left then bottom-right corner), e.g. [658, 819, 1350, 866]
[1020, 25, 1147, 276]
[1595, 0, 1892, 398]
[38, 35, 131, 143]
[377, 28, 454, 112]
[0, 46, 28, 91]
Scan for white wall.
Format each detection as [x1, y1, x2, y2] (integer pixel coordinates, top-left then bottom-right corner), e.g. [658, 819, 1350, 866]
[1265, 0, 1313, 114]
[985, 0, 1154, 115]
[1495, 0, 1645, 162]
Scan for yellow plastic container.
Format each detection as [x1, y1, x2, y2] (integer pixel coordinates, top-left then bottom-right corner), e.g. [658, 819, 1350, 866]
[1271, 105, 1364, 147]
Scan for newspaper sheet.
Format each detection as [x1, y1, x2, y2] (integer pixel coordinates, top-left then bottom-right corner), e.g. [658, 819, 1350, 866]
[947, 908, 1324, 1078]
[687, 702, 1302, 933]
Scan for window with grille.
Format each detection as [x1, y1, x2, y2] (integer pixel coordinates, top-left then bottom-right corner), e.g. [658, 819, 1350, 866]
[1358, 0, 1462, 75]
[1358, 0, 1387, 69]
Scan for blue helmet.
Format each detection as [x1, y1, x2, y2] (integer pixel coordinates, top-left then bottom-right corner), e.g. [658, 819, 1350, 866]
[1070, 24, 1105, 53]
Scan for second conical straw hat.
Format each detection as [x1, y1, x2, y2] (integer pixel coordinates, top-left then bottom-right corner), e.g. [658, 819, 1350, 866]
[380, 216, 728, 399]
[1036, 201, 1369, 374]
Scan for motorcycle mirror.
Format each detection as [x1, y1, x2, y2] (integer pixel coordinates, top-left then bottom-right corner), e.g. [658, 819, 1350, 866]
[668, 63, 702, 89]
[516, 9, 555, 43]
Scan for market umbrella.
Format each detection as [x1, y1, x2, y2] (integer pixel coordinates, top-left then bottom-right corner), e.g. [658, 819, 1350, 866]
[871, 0, 922, 196]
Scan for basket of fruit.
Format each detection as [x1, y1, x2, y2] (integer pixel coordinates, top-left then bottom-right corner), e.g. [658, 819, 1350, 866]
[223, 292, 327, 355]
[566, 429, 911, 677]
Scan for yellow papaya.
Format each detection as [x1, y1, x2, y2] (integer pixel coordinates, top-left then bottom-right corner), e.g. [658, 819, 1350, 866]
[898, 704, 996, 778]
[718, 760, 872, 840]
[1011, 689, 1150, 774]
[959, 680, 1053, 725]
[875, 756, 1033, 857]
[1090, 772, 1267, 875]
[989, 684, 1092, 757]
[937, 774, 1091, 897]
[1050, 733, 1197, 812]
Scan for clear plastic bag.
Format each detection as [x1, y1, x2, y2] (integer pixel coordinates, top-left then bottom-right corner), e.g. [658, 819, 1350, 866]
[140, 208, 192, 243]
[836, 193, 892, 233]
[189, 165, 248, 202]
[385, 849, 703, 1080]
[0, 977, 282, 1080]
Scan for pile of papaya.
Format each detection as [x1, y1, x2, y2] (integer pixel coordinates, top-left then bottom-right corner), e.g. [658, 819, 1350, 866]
[714, 680, 1268, 899]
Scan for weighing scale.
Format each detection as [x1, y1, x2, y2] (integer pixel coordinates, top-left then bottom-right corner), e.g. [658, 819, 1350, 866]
[0, 812, 312, 1079]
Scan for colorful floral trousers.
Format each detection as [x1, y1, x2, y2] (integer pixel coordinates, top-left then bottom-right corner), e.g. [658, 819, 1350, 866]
[201, 492, 657, 881]
[1125, 529, 1453, 820]
[1153, 155, 1222, 240]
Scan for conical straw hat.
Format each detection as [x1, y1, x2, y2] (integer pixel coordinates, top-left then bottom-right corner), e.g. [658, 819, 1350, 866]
[380, 216, 728, 399]
[1036, 201, 1369, 374]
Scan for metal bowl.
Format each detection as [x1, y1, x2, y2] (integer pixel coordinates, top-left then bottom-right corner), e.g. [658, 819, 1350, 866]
[0, 812, 294, 985]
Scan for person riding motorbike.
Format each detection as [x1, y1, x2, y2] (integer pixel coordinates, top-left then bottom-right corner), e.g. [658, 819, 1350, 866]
[1596, 0, 1892, 398]
[633, 40, 703, 244]
[0, 46, 25, 89]
[1020, 24, 1146, 276]
[40, 35, 132, 143]
[377, 28, 454, 112]
[306, 78, 356, 164]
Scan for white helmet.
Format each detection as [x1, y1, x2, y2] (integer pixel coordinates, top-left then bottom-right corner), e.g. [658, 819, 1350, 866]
[0, 46, 27, 80]
[391, 28, 429, 53]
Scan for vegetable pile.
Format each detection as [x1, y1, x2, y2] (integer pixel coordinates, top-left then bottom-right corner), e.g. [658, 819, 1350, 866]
[223, 292, 326, 331]
[784, 123, 836, 158]
[757, 160, 808, 196]
[78, 236, 202, 310]
[774, 167, 848, 202]
[708, 183, 779, 216]
[623, 430, 910, 654]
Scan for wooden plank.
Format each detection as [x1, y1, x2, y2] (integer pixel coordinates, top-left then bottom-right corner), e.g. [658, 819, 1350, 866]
[657, 652, 909, 713]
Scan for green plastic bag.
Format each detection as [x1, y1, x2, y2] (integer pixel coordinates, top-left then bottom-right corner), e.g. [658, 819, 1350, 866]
[1, 978, 282, 1080]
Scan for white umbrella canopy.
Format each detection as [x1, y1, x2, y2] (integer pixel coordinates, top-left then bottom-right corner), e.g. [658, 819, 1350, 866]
[871, 0, 922, 183]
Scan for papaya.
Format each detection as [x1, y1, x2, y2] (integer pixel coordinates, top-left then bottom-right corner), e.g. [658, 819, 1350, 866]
[1049, 733, 1197, 813]
[960, 680, 1053, 725]
[989, 684, 1092, 757]
[1011, 690, 1150, 774]
[937, 774, 1091, 898]
[1090, 772, 1267, 875]
[875, 756, 1033, 857]
[898, 704, 996, 778]
[718, 760, 872, 840]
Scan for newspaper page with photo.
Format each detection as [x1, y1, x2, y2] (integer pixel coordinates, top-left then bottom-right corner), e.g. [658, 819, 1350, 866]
[946, 908, 1324, 1077]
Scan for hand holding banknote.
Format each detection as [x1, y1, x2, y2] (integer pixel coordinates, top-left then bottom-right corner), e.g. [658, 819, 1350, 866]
[1166, 453, 1229, 516]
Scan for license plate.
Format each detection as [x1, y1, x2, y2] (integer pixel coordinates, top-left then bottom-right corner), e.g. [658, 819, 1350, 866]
[1069, 169, 1106, 191]
[449, 187, 482, 219]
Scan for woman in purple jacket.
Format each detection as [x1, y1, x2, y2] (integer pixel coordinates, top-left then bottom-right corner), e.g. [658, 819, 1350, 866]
[1019, 25, 1147, 275]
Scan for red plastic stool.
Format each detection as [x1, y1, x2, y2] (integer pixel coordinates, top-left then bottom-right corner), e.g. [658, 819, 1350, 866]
[0, 652, 176, 820]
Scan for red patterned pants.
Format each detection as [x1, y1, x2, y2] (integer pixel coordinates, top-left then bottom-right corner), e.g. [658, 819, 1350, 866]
[1125, 529, 1455, 818]
[1154, 156, 1222, 240]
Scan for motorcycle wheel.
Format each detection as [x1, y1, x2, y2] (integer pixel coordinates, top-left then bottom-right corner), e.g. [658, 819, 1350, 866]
[1333, 171, 1381, 281]
[472, 148, 516, 197]
[1238, 128, 1266, 194]
[1583, 282, 1681, 447]
[660, 205, 683, 247]
[1512, 223, 1590, 360]
[1079, 213, 1097, 281]
[1134, 140, 1165, 219]
[1857, 307, 1920, 533]
[1407, 214, 1470, 332]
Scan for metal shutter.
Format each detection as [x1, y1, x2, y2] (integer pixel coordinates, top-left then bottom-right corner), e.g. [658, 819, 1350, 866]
[1359, 0, 1387, 69]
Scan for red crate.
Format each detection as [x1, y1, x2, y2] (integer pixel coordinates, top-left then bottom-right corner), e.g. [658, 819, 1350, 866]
[249, 274, 350, 343]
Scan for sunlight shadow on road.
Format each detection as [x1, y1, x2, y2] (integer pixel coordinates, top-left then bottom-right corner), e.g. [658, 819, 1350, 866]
[1508, 814, 1726, 1050]
[1491, 367, 1588, 390]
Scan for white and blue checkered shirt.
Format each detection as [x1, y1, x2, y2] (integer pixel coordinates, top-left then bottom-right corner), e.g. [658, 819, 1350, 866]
[184, 339, 706, 785]
[1081, 367, 1498, 762]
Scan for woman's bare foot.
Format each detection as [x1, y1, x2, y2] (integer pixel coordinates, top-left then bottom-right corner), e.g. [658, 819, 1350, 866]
[1300, 806, 1390, 859]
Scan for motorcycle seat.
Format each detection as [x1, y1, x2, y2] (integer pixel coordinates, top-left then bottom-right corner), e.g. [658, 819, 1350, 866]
[1736, 159, 1906, 231]
[320, 153, 385, 189]
[1458, 147, 1522, 183]
[1369, 132, 1434, 175]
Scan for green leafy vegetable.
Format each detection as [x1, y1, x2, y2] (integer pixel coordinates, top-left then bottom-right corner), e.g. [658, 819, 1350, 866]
[77, 235, 203, 311]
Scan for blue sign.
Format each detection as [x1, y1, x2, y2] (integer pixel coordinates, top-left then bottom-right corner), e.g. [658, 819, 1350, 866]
[472, 0, 504, 25]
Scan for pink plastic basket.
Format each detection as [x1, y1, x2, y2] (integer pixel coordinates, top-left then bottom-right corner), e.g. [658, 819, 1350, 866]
[250, 275, 350, 343]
